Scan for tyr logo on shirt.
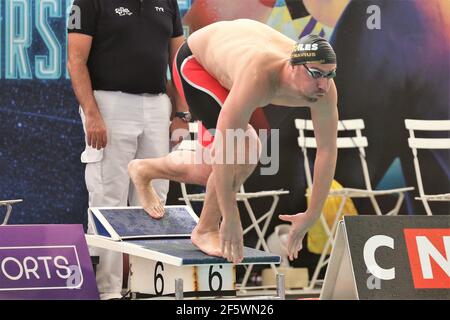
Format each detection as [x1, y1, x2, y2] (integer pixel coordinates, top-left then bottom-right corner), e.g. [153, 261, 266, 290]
[115, 7, 133, 16]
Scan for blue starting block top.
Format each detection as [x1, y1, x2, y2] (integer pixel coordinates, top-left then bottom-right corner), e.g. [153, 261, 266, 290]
[126, 238, 280, 265]
[89, 206, 198, 240]
[86, 206, 280, 266]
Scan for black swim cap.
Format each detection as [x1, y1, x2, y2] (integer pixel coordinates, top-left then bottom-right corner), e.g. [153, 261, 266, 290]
[290, 34, 337, 65]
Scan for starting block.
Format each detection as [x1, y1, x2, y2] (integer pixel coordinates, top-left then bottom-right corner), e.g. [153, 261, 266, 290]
[86, 206, 281, 298]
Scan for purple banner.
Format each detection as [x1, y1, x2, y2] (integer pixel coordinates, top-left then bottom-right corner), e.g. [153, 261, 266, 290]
[0, 225, 99, 300]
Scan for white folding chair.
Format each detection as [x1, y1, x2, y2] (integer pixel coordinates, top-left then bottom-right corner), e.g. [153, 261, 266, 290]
[405, 119, 450, 215]
[295, 118, 414, 290]
[0, 199, 23, 225]
[177, 122, 289, 288]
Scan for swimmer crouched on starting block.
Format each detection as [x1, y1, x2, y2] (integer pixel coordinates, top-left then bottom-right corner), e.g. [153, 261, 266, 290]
[129, 19, 338, 264]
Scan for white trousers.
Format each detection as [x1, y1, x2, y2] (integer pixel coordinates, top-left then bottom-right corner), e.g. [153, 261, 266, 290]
[80, 90, 171, 299]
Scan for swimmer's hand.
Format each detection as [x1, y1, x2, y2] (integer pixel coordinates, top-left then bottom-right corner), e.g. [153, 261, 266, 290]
[279, 212, 316, 261]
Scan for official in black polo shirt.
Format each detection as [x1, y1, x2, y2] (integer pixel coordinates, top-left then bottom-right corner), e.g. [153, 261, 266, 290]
[67, 0, 188, 300]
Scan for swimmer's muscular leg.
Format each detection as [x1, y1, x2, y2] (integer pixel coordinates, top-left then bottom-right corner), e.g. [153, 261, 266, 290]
[194, 125, 262, 261]
[191, 171, 223, 256]
[191, 164, 258, 258]
[129, 144, 224, 255]
[129, 125, 261, 260]
[128, 149, 212, 218]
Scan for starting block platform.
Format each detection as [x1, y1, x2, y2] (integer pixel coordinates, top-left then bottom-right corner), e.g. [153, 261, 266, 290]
[86, 206, 281, 298]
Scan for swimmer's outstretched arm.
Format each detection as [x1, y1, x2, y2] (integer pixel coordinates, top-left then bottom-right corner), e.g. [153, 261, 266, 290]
[280, 83, 338, 260]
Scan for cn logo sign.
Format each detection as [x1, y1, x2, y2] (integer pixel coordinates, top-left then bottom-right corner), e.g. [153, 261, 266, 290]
[404, 229, 450, 289]
[363, 229, 450, 289]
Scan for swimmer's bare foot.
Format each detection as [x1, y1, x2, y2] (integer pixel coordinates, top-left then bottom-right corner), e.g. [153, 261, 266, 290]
[128, 159, 165, 219]
[191, 225, 222, 257]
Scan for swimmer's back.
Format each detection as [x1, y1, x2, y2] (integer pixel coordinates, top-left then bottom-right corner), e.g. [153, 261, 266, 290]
[187, 19, 295, 89]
